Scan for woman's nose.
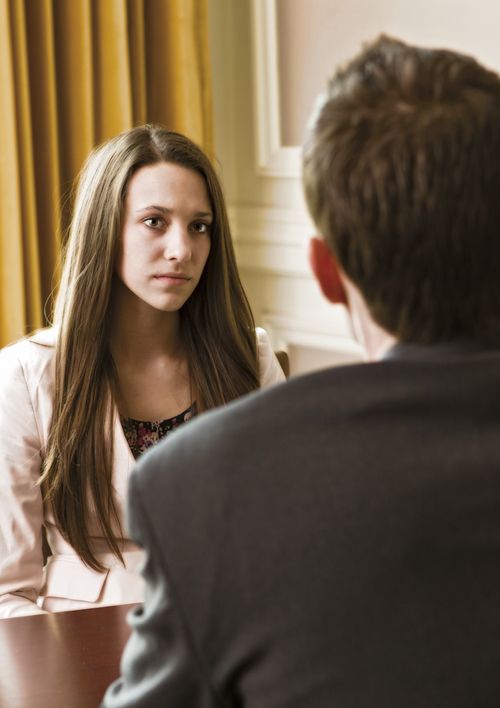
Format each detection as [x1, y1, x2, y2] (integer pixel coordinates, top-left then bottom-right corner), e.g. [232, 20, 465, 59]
[164, 224, 191, 262]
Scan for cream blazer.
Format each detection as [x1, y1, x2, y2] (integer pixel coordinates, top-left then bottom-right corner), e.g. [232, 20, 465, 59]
[0, 327, 285, 618]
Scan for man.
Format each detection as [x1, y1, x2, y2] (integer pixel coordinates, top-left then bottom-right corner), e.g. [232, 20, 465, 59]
[103, 36, 500, 707]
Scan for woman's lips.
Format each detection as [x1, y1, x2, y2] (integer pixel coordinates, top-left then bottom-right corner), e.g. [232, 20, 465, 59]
[154, 273, 190, 285]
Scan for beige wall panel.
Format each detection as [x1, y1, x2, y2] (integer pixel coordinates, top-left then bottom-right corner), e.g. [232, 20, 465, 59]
[209, 0, 499, 374]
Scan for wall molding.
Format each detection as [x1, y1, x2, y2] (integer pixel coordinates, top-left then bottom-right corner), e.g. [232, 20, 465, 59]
[228, 204, 312, 245]
[262, 311, 365, 361]
[252, 0, 302, 178]
[227, 203, 365, 369]
[228, 203, 314, 276]
[234, 241, 310, 277]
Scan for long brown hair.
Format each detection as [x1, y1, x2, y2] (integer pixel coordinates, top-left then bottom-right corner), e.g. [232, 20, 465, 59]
[40, 126, 259, 570]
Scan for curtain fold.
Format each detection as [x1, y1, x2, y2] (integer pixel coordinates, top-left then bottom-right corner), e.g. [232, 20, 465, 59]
[0, 0, 213, 347]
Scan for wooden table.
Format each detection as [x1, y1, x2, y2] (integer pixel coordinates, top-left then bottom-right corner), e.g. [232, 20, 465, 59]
[0, 603, 138, 708]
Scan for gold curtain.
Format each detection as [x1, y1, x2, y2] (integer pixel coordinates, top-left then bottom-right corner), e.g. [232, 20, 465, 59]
[0, 0, 213, 347]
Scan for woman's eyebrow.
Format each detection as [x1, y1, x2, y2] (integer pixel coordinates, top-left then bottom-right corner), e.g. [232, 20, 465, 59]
[136, 205, 170, 213]
[136, 205, 213, 219]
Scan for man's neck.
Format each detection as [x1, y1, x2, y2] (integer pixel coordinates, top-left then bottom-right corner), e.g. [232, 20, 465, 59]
[342, 278, 395, 361]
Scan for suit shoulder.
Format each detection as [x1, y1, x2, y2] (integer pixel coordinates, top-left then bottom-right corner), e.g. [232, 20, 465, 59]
[133, 362, 380, 480]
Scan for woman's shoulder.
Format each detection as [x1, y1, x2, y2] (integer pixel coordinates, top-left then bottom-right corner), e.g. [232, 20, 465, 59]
[255, 326, 269, 345]
[0, 327, 56, 378]
[255, 326, 273, 361]
[255, 327, 287, 387]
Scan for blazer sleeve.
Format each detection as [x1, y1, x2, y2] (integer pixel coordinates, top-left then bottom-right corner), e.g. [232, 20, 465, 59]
[102, 473, 217, 708]
[256, 327, 286, 388]
[0, 346, 47, 617]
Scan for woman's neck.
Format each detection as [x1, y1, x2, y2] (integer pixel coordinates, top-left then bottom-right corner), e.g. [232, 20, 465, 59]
[108, 285, 192, 421]
[109, 285, 183, 367]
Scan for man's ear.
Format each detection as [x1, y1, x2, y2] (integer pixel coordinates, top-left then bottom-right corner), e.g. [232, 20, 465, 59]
[308, 236, 348, 306]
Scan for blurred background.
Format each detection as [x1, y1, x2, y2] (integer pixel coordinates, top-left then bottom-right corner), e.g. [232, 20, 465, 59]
[2, 0, 500, 374]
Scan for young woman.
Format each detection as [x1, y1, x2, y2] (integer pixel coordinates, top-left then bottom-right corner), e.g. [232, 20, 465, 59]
[0, 126, 285, 618]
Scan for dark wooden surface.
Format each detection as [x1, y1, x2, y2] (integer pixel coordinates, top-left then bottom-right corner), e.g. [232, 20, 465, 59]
[0, 603, 138, 708]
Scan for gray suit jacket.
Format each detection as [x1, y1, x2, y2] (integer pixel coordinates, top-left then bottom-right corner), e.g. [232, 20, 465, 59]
[103, 342, 500, 707]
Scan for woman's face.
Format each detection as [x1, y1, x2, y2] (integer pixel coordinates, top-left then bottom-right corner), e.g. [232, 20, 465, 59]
[115, 161, 212, 314]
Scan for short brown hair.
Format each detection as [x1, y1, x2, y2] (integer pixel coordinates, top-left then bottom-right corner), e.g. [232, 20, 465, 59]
[303, 36, 500, 343]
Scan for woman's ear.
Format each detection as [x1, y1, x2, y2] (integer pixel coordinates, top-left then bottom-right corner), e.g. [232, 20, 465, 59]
[308, 237, 348, 306]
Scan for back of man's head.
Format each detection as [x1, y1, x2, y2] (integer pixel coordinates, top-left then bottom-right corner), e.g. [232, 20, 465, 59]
[303, 36, 500, 344]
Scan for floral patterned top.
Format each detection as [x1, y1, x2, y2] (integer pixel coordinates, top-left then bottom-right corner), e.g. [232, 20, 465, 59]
[121, 404, 196, 459]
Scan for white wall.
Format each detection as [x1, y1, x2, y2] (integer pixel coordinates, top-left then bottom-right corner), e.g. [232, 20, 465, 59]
[208, 0, 500, 375]
[276, 0, 500, 146]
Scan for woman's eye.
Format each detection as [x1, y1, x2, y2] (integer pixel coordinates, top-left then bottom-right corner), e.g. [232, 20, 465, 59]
[144, 216, 163, 229]
[191, 221, 210, 234]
